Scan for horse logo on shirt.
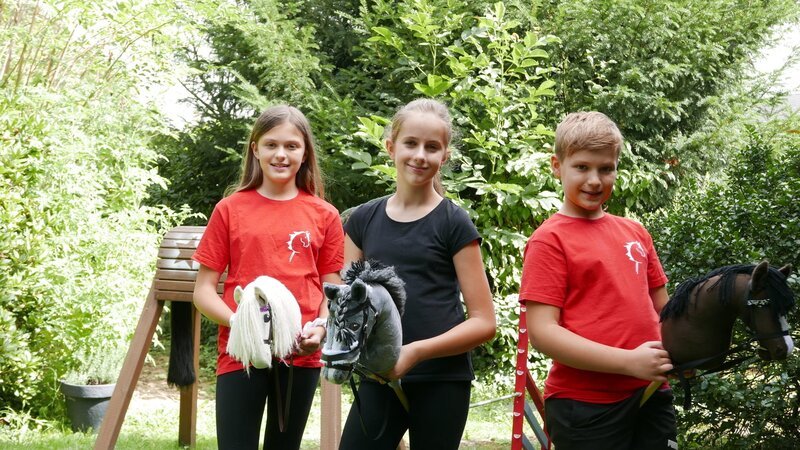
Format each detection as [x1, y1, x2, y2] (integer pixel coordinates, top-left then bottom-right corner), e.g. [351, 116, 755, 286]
[624, 241, 646, 274]
[287, 231, 311, 262]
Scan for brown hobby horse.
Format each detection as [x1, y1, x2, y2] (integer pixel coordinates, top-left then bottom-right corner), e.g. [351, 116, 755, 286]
[641, 261, 795, 407]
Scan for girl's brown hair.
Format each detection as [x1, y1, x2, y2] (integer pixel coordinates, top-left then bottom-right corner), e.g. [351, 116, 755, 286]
[386, 98, 453, 195]
[229, 105, 324, 197]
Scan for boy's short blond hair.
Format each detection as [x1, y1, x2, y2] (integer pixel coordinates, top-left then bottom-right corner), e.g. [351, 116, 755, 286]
[554, 111, 623, 161]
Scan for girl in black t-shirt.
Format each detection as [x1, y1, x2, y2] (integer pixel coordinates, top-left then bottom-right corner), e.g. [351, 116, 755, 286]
[339, 99, 496, 450]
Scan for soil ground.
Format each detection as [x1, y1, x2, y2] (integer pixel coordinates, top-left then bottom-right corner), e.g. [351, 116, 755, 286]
[132, 352, 212, 403]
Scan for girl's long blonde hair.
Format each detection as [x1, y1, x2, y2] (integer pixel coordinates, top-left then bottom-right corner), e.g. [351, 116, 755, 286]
[386, 98, 453, 195]
[229, 105, 324, 198]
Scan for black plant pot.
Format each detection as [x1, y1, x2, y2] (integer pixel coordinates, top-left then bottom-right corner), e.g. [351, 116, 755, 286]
[60, 380, 116, 433]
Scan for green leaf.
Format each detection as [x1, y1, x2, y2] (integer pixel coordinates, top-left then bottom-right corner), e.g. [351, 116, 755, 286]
[413, 74, 454, 97]
[372, 26, 393, 39]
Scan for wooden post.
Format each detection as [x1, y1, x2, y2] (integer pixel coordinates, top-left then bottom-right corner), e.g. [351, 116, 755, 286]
[320, 380, 341, 450]
[95, 226, 206, 449]
[178, 303, 201, 447]
[94, 287, 163, 450]
[318, 379, 406, 450]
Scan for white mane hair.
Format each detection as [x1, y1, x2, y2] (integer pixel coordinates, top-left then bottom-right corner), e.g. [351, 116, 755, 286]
[227, 275, 302, 373]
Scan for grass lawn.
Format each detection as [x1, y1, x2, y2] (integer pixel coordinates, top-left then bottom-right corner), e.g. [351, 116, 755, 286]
[0, 351, 521, 449]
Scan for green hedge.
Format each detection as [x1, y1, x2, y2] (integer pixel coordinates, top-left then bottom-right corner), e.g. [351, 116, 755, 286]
[645, 124, 800, 448]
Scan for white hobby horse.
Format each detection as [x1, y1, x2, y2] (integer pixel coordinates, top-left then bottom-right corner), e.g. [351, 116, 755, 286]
[227, 275, 302, 373]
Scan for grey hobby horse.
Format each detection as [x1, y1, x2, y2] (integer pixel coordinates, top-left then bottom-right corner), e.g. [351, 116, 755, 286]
[321, 260, 407, 410]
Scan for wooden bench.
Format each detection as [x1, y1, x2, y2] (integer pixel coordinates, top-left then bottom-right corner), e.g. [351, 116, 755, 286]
[93, 225, 342, 449]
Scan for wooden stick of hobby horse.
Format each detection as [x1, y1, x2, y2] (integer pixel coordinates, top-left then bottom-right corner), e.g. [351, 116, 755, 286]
[639, 380, 661, 407]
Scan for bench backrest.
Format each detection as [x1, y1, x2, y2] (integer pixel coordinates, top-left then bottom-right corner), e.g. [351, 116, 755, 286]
[154, 225, 223, 302]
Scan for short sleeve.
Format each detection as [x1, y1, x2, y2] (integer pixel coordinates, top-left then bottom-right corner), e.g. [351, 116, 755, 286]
[519, 236, 568, 307]
[317, 210, 345, 276]
[343, 197, 380, 249]
[192, 201, 231, 273]
[642, 227, 668, 288]
[446, 203, 481, 256]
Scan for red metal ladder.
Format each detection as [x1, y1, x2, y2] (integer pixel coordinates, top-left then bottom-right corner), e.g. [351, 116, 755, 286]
[511, 303, 551, 450]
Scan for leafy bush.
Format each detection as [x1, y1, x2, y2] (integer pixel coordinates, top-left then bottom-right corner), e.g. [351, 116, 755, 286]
[0, 0, 190, 419]
[535, 0, 800, 211]
[62, 349, 126, 386]
[149, 0, 324, 221]
[645, 121, 800, 448]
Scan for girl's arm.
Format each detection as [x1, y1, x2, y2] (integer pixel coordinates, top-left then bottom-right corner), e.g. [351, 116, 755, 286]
[297, 271, 342, 356]
[344, 234, 363, 262]
[389, 240, 496, 379]
[193, 264, 234, 326]
[525, 301, 672, 382]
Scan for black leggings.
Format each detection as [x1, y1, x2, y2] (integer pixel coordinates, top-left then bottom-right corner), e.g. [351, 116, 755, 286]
[216, 363, 320, 450]
[338, 379, 471, 450]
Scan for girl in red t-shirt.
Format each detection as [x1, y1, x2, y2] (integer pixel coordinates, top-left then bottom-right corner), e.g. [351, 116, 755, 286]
[192, 105, 344, 450]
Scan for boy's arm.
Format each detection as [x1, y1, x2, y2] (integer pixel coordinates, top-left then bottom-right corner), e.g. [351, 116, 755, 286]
[650, 285, 668, 314]
[525, 301, 672, 382]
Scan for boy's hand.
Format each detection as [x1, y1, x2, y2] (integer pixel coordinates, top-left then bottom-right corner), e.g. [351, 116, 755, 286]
[669, 369, 697, 379]
[627, 341, 673, 382]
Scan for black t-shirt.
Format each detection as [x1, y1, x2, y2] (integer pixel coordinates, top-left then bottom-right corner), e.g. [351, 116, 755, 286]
[345, 196, 481, 382]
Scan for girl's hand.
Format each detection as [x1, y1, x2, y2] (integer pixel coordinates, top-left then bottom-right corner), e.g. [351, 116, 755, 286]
[626, 341, 673, 382]
[387, 342, 422, 380]
[296, 326, 325, 356]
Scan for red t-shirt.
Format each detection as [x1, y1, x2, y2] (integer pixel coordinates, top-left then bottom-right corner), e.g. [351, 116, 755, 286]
[519, 213, 668, 403]
[192, 189, 344, 375]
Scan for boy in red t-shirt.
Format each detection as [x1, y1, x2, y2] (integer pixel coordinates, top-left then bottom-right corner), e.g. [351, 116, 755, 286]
[519, 112, 677, 449]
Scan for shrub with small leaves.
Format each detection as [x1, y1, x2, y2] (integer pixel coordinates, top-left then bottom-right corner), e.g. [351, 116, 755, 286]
[645, 122, 800, 448]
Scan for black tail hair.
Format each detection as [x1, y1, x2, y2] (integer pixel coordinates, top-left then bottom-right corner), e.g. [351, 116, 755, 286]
[167, 301, 196, 387]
